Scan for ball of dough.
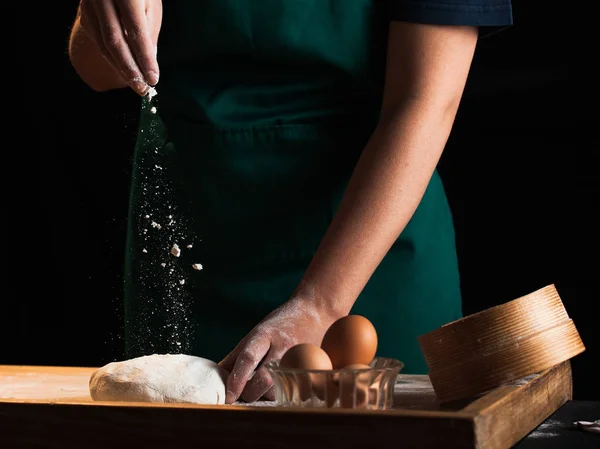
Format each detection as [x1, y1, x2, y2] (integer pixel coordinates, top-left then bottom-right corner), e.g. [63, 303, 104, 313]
[89, 354, 229, 405]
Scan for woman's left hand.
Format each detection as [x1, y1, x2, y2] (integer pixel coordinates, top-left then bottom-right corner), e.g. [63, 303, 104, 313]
[219, 296, 338, 404]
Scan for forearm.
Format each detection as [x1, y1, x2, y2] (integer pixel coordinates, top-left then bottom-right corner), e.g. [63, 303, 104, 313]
[295, 97, 460, 319]
[68, 7, 128, 92]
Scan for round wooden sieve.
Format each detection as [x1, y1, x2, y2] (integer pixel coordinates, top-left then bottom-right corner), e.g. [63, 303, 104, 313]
[418, 284, 586, 403]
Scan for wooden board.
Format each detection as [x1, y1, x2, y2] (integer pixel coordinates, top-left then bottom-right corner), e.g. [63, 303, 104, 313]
[0, 361, 573, 449]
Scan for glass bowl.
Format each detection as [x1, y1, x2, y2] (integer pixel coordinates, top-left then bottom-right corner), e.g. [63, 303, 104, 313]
[264, 357, 403, 410]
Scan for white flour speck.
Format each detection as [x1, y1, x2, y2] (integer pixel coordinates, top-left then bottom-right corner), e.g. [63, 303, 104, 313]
[147, 87, 157, 102]
[192, 263, 203, 271]
[171, 244, 181, 257]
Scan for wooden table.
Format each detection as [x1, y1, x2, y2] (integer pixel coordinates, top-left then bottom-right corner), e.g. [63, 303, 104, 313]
[0, 361, 575, 449]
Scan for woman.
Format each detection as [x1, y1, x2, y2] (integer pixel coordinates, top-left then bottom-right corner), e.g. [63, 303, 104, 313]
[68, 0, 512, 404]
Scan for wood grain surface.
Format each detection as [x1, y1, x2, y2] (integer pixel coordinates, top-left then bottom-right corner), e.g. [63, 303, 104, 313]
[0, 361, 573, 449]
[418, 284, 585, 403]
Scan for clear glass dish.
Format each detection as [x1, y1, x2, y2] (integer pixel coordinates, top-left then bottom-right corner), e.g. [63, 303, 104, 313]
[265, 357, 403, 410]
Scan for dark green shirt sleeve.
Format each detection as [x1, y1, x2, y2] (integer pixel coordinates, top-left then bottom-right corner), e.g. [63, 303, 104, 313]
[387, 0, 513, 37]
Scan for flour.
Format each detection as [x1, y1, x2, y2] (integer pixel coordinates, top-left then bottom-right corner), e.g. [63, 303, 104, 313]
[235, 400, 278, 407]
[125, 91, 204, 355]
[507, 373, 539, 386]
[147, 87, 158, 102]
[171, 243, 181, 257]
[89, 354, 228, 404]
[147, 87, 158, 114]
[526, 418, 563, 439]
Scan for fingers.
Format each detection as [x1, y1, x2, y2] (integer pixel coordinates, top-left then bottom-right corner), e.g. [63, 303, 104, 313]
[224, 334, 270, 404]
[92, 0, 149, 95]
[115, 0, 160, 85]
[239, 346, 284, 403]
[240, 366, 274, 403]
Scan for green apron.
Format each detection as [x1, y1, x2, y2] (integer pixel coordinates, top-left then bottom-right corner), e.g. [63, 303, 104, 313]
[124, 0, 461, 374]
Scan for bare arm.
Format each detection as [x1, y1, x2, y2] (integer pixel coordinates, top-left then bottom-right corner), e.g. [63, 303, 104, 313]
[218, 21, 480, 404]
[68, 5, 128, 92]
[294, 22, 479, 317]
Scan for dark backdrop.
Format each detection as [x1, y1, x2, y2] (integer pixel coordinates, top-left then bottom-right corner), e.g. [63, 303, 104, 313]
[7, 1, 595, 400]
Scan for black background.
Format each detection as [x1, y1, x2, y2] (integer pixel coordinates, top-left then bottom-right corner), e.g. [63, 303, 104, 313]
[7, 1, 596, 401]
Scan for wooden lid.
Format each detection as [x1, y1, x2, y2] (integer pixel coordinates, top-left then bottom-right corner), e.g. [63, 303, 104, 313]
[418, 284, 585, 403]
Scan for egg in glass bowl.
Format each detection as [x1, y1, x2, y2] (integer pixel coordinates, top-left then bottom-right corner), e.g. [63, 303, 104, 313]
[265, 315, 404, 410]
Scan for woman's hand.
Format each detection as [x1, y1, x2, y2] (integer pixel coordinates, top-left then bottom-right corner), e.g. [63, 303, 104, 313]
[78, 0, 162, 95]
[219, 296, 340, 404]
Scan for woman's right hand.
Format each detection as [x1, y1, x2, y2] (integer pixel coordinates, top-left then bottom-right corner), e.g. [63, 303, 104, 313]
[79, 0, 163, 95]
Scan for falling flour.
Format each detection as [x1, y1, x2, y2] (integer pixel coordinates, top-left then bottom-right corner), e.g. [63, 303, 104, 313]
[126, 86, 204, 356]
[170, 243, 181, 257]
[147, 86, 158, 102]
[146, 87, 158, 114]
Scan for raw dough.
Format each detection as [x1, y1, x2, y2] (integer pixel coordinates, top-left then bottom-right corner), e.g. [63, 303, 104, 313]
[89, 354, 229, 405]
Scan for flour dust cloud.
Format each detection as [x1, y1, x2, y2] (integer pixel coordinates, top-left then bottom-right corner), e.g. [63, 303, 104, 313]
[128, 89, 202, 355]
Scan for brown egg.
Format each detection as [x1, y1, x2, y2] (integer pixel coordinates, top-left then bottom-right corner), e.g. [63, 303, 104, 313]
[279, 343, 333, 370]
[279, 344, 333, 401]
[338, 369, 371, 409]
[321, 315, 378, 368]
[343, 364, 372, 370]
[340, 383, 369, 409]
